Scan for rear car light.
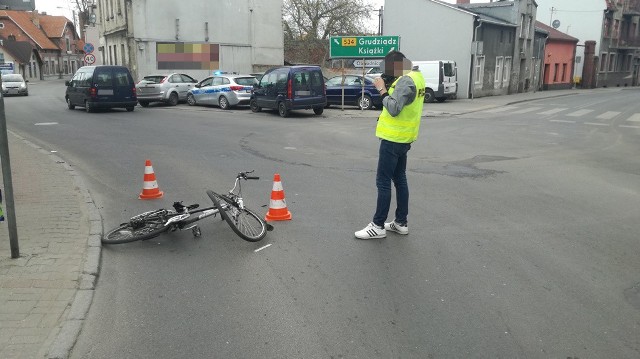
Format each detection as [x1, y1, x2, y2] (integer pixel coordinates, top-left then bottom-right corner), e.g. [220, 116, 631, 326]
[229, 85, 244, 91]
[132, 87, 137, 98]
[160, 77, 168, 83]
[287, 79, 292, 99]
[89, 87, 97, 98]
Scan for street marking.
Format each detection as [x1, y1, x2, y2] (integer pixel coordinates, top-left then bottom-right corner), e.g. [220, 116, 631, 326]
[626, 113, 640, 122]
[254, 244, 272, 252]
[549, 119, 576, 124]
[484, 106, 519, 113]
[538, 108, 567, 115]
[596, 111, 620, 120]
[566, 109, 594, 117]
[619, 125, 640, 129]
[584, 122, 609, 126]
[511, 107, 542, 114]
[34, 122, 59, 126]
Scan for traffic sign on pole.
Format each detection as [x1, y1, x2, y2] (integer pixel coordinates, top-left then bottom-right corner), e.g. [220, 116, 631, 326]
[84, 53, 96, 65]
[329, 36, 400, 59]
[83, 43, 95, 54]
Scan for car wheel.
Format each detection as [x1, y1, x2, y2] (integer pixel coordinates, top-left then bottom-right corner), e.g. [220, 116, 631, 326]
[168, 92, 179, 106]
[187, 94, 196, 106]
[424, 89, 435, 103]
[278, 102, 290, 117]
[358, 94, 373, 110]
[313, 107, 324, 115]
[139, 101, 149, 107]
[219, 96, 230, 110]
[126, 106, 135, 112]
[66, 97, 75, 110]
[250, 99, 261, 112]
[85, 100, 93, 113]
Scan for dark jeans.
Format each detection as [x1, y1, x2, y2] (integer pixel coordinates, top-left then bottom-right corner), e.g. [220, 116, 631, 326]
[372, 139, 411, 227]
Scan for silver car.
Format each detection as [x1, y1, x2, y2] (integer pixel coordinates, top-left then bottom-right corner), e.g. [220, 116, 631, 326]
[1, 73, 28, 96]
[136, 73, 197, 107]
[186, 74, 257, 110]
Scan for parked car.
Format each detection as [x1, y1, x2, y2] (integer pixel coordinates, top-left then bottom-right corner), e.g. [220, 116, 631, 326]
[325, 75, 381, 110]
[250, 65, 326, 117]
[187, 74, 257, 109]
[136, 73, 198, 107]
[1, 73, 28, 96]
[65, 65, 137, 112]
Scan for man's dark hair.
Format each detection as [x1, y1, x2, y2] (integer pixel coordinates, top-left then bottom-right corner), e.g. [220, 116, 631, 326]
[384, 50, 406, 63]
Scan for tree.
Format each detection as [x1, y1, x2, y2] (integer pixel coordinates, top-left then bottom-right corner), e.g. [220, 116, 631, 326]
[283, 0, 375, 65]
[70, 0, 93, 37]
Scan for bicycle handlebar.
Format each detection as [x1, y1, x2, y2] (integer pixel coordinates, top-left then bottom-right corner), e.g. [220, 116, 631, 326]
[238, 170, 259, 180]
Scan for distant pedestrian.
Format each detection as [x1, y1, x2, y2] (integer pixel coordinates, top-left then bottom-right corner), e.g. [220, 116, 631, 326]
[355, 50, 425, 239]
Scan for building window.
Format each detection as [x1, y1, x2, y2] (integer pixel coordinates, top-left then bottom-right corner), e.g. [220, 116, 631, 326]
[66, 38, 71, 52]
[503, 57, 511, 83]
[117, 0, 122, 14]
[600, 53, 608, 72]
[562, 64, 568, 82]
[609, 53, 616, 72]
[113, 45, 117, 65]
[474, 55, 485, 87]
[554, 63, 559, 82]
[495, 56, 504, 85]
[121, 44, 125, 65]
[0, 22, 4, 29]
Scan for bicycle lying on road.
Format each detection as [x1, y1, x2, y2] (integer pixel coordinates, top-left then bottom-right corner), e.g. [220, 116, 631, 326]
[102, 171, 272, 244]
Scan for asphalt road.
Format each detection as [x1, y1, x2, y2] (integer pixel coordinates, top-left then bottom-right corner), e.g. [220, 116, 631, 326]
[5, 81, 640, 358]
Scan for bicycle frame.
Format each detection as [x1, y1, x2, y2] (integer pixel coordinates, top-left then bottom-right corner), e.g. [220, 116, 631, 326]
[167, 171, 252, 230]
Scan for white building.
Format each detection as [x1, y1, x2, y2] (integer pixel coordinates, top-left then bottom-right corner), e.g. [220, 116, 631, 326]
[96, 0, 283, 81]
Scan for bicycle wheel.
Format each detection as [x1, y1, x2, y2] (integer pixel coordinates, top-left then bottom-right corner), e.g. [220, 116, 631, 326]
[207, 190, 267, 242]
[102, 209, 175, 244]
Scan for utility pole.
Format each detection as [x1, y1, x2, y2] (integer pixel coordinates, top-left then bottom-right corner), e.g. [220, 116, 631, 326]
[550, 6, 556, 25]
[0, 82, 20, 258]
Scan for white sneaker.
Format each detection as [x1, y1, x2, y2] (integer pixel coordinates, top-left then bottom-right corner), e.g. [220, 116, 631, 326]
[355, 222, 386, 239]
[385, 221, 408, 235]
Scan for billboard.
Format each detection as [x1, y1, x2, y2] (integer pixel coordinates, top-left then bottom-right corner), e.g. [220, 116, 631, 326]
[0, 0, 35, 11]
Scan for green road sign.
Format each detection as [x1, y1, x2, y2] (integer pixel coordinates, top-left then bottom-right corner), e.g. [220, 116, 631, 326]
[329, 36, 400, 59]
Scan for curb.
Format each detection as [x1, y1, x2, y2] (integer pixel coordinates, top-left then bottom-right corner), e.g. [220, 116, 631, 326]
[8, 132, 103, 359]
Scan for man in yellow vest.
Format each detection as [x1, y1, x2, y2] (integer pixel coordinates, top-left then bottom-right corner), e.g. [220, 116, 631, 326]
[355, 50, 425, 239]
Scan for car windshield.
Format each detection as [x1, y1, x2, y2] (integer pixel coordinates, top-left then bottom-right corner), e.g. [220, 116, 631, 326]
[2, 74, 24, 82]
[234, 77, 258, 86]
[142, 75, 166, 83]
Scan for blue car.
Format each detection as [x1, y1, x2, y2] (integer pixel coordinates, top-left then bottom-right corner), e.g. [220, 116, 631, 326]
[325, 75, 382, 110]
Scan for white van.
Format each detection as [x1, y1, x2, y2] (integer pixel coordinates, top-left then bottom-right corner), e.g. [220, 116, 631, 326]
[413, 60, 457, 103]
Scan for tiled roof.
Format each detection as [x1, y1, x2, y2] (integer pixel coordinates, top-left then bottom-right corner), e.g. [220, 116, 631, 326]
[1, 38, 35, 63]
[39, 15, 70, 38]
[0, 10, 59, 50]
[535, 21, 579, 43]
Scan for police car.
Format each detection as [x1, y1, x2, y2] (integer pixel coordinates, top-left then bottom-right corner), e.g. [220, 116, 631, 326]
[187, 73, 258, 110]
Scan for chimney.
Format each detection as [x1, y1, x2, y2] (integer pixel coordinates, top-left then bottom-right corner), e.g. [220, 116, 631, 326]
[457, 0, 471, 4]
[30, 11, 40, 28]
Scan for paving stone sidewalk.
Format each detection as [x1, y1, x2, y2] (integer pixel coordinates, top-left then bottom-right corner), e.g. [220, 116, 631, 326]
[0, 132, 101, 359]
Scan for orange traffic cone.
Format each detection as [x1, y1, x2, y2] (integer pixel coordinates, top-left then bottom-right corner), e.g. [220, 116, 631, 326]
[265, 173, 292, 221]
[138, 159, 164, 199]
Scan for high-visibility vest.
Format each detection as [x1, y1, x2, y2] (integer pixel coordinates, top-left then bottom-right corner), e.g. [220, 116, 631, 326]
[376, 70, 425, 143]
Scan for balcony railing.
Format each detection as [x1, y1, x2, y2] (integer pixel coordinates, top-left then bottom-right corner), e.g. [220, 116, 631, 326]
[623, 0, 640, 15]
[616, 36, 640, 47]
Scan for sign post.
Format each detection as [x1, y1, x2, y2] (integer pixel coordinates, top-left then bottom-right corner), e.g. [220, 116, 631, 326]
[329, 36, 400, 112]
[329, 36, 400, 59]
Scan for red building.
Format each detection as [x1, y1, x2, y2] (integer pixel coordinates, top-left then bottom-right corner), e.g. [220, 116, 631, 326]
[537, 21, 579, 90]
